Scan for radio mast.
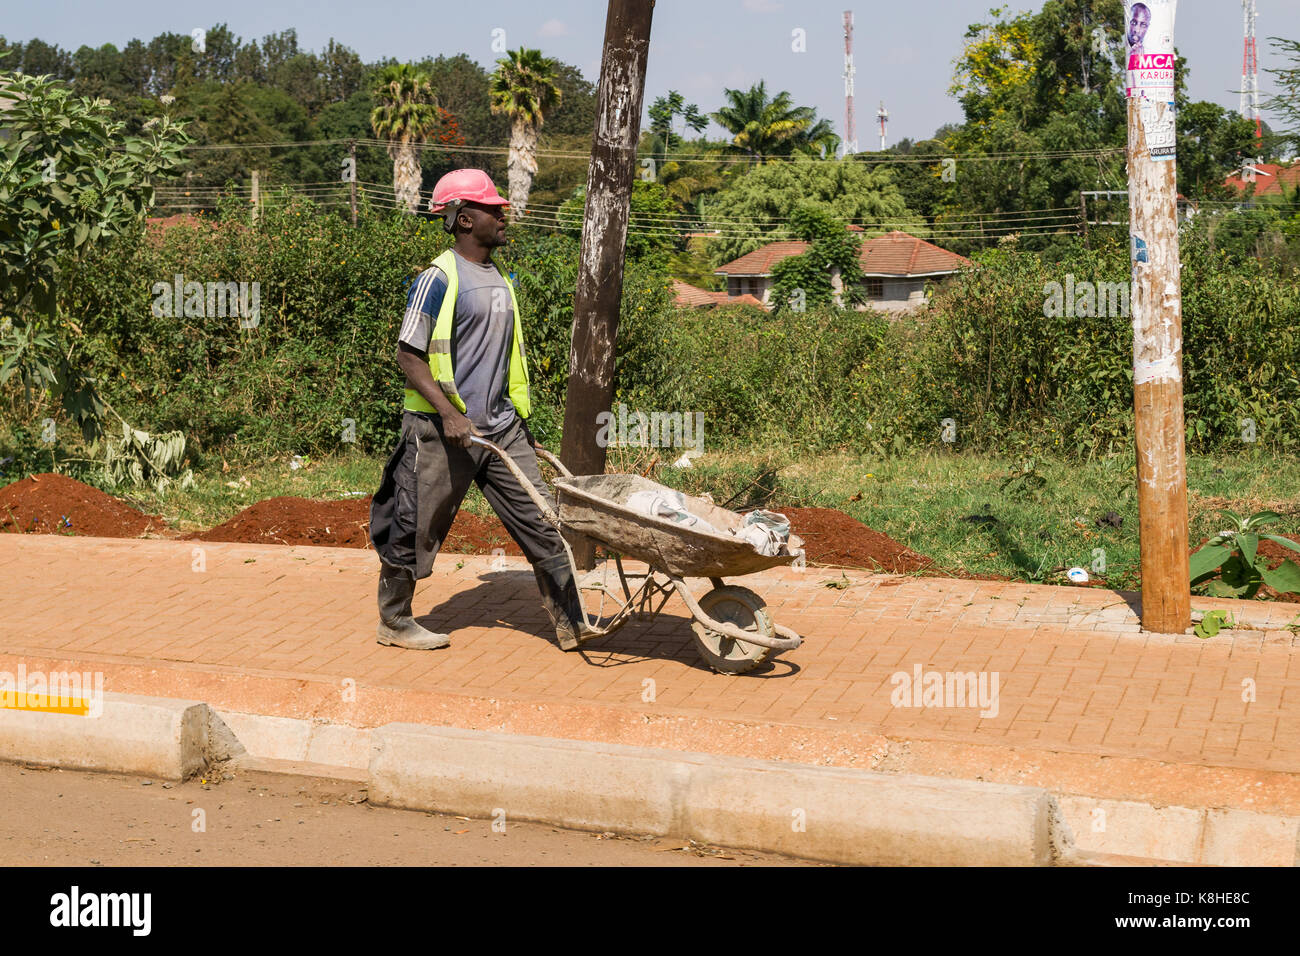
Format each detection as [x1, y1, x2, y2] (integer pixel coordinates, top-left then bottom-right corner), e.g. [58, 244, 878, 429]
[843, 11, 857, 155]
[1241, 0, 1261, 145]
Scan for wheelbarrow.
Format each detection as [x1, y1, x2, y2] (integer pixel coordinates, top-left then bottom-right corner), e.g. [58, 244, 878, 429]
[471, 436, 804, 674]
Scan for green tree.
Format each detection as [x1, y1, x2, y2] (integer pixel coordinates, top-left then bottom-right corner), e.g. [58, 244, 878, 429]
[369, 63, 441, 214]
[703, 155, 920, 264]
[1177, 100, 1258, 199]
[770, 206, 865, 312]
[711, 81, 838, 161]
[489, 48, 562, 218]
[649, 90, 707, 154]
[1265, 37, 1300, 149]
[943, 1, 1129, 250]
[0, 64, 190, 439]
[556, 179, 680, 260]
[543, 61, 597, 138]
[881, 134, 958, 224]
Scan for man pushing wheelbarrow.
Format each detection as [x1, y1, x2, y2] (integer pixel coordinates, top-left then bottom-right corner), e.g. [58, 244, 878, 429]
[369, 168, 805, 674]
[368, 168, 591, 652]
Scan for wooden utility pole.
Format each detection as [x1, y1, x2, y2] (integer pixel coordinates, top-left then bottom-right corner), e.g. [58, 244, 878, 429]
[560, 0, 655, 568]
[251, 168, 261, 224]
[1124, 0, 1189, 633]
[348, 139, 358, 227]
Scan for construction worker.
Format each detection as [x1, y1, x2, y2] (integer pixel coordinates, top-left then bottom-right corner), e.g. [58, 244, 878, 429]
[369, 168, 590, 652]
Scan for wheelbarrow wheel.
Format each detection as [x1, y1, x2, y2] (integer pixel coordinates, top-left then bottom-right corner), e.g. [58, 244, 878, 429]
[690, 585, 774, 675]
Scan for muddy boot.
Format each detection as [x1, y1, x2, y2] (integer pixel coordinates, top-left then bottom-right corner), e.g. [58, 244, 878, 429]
[377, 563, 450, 650]
[533, 552, 592, 651]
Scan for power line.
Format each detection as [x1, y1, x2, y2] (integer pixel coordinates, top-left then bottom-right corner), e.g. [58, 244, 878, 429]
[173, 135, 1126, 166]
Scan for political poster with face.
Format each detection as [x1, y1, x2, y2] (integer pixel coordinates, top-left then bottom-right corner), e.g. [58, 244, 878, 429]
[1124, 0, 1177, 161]
[1124, 0, 1176, 98]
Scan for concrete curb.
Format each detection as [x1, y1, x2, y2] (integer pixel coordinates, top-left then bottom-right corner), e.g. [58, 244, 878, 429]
[0, 693, 243, 780]
[216, 710, 370, 770]
[1056, 794, 1300, 866]
[368, 723, 1056, 866]
[5, 693, 1300, 866]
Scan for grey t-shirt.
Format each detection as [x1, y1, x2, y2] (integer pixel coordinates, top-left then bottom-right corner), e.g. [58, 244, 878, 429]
[399, 250, 518, 434]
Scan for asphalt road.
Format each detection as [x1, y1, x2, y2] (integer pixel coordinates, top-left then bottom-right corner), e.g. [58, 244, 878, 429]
[0, 761, 813, 866]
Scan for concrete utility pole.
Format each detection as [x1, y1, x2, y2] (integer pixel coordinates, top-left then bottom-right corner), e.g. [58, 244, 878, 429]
[1124, 0, 1190, 633]
[251, 168, 261, 224]
[560, 0, 654, 569]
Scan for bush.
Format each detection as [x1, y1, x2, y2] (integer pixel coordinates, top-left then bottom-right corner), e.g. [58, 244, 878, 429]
[39, 201, 1300, 468]
[61, 197, 679, 462]
[911, 230, 1300, 455]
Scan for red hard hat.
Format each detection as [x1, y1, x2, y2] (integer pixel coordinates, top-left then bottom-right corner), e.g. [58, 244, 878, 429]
[429, 168, 508, 213]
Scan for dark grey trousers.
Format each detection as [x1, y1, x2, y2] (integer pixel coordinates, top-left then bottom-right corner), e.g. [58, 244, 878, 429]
[369, 412, 563, 579]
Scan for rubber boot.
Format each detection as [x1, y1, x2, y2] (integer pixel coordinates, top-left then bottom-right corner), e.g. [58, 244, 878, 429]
[533, 552, 592, 651]
[377, 563, 450, 650]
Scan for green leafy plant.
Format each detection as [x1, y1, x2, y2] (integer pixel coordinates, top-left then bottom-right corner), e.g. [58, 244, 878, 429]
[1189, 510, 1300, 598]
[999, 457, 1048, 498]
[1193, 609, 1236, 639]
[0, 61, 190, 440]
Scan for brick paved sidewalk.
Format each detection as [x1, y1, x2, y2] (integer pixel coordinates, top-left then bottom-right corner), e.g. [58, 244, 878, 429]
[3, 535, 1300, 780]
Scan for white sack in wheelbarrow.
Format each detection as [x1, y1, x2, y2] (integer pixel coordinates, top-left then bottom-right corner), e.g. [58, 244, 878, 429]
[624, 491, 791, 557]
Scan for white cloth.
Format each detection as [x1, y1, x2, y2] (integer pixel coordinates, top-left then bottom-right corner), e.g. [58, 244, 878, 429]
[625, 493, 792, 557]
[625, 489, 718, 534]
[733, 510, 792, 557]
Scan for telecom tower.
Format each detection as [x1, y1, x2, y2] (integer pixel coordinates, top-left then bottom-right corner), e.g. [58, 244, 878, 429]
[1241, 0, 1262, 144]
[843, 11, 857, 155]
[877, 101, 889, 151]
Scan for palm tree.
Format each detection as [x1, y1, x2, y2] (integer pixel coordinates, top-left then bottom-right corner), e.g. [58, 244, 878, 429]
[797, 117, 841, 159]
[489, 48, 562, 218]
[370, 64, 441, 213]
[711, 81, 835, 162]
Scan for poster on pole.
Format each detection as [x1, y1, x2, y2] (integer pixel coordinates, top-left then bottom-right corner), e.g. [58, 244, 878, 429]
[1124, 0, 1177, 160]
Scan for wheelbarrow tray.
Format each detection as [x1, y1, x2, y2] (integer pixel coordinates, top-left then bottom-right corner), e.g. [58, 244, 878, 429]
[552, 473, 804, 579]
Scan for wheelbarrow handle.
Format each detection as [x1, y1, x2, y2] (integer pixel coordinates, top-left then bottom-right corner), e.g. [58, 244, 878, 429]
[534, 446, 574, 479]
[469, 434, 596, 635]
[469, 435, 562, 529]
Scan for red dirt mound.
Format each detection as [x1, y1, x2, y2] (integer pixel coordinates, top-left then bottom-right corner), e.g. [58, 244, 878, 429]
[188, 495, 523, 555]
[0, 473, 165, 538]
[778, 506, 938, 574]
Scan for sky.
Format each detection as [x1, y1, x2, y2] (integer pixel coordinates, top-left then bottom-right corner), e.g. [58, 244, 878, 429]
[5, 0, 1299, 145]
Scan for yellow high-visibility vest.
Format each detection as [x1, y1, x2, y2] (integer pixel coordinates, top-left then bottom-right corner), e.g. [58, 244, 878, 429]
[403, 248, 531, 419]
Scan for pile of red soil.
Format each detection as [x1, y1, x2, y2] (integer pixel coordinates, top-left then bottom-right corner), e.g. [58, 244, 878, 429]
[0, 473, 165, 538]
[189, 495, 522, 555]
[779, 506, 938, 574]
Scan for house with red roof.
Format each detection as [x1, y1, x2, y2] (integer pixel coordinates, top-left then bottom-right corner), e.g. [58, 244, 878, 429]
[712, 231, 972, 313]
[1223, 162, 1300, 199]
[670, 278, 766, 309]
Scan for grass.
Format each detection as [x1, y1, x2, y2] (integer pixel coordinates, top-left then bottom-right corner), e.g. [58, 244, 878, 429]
[646, 445, 1300, 590]
[5, 429, 1300, 592]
